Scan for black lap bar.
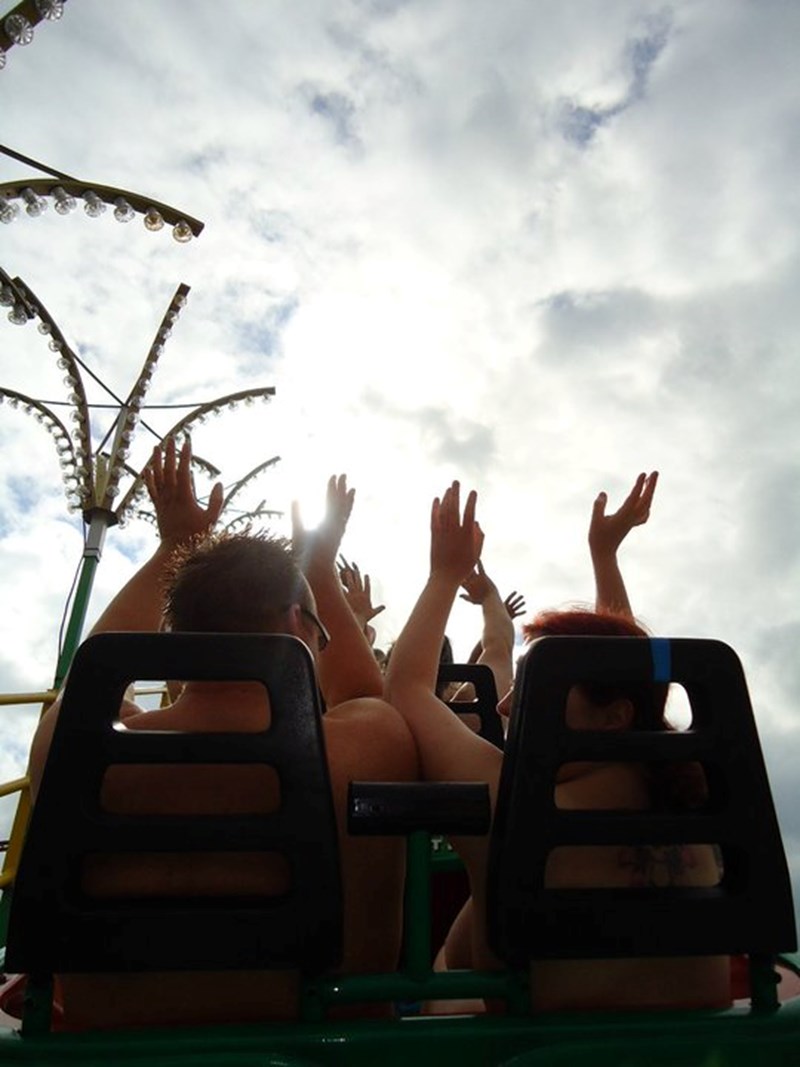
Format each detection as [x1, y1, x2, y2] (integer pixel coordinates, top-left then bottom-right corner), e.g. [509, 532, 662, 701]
[348, 782, 491, 836]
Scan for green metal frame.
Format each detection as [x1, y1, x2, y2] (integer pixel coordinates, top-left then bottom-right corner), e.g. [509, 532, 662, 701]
[2, 996, 800, 1067]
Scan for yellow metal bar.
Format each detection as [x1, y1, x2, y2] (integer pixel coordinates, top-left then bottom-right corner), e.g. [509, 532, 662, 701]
[0, 779, 30, 891]
[0, 776, 28, 799]
[0, 690, 57, 707]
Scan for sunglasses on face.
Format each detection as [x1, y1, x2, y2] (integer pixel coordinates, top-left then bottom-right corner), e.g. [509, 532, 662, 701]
[299, 606, 331, 652]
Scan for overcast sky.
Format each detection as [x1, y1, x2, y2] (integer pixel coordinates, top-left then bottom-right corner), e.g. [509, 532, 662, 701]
[1, 0, 799, 911]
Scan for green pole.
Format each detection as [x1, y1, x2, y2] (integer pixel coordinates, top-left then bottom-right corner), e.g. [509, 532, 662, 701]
[52, 508, 113, 689]
[403, 830, 433, 980]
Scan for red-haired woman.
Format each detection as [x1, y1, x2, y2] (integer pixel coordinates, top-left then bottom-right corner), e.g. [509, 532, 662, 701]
[384, 479, 730, 1013]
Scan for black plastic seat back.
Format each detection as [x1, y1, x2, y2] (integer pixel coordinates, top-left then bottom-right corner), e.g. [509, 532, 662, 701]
[488, 636, 796, 967]
[6, 632, 342, 975]
[437, 663, 503, 749]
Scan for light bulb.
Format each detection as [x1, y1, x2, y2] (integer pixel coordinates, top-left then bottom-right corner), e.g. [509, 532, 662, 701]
[49, 339, 62, 352]
[172, 219, 193, 243]
[83, 191, 106, 218]
[0, 197, 19, 225]
[8, 304, 29, 325]
[143, 208, 164, 232]
[4, 14, 33, 45]
[35, 0, 64, 19]
[38, 321, 52, 335]
[113, 197, 135, 223]
[22, 189, 48, 217]
[51, 186, 77, 214]
[0, 285, 15, 307]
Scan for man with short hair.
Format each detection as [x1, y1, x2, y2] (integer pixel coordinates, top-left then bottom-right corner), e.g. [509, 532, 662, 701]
[28, 439, 418, 1029]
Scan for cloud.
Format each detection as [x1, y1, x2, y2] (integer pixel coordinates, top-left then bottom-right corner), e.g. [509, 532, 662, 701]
[306, 88, 362, 149]
[558, 8, 673, 146]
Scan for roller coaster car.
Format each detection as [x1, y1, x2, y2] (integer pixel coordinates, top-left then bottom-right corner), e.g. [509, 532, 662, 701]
[0, 632, 798, 1065]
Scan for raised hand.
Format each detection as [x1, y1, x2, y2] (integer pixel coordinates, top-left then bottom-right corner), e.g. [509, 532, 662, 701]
[144, 437, 223, 548]
[294, 479, 385, 703]
[589, 471, 659, 560]
[430, 481, 483, 582]
[503, 591, 526, 620]
[338, 556, 386, 628]
[589, 471, 658, 618]
[292, 474, 355, 574]
[459, 560, 498, 605]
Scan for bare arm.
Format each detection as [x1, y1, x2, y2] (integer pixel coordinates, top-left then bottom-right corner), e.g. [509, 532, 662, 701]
[293, 476, 384, 706]
[88, 438, 224, 635]
[458, 562, 518, 700]
[384, 483, 499, 787]
[589, 471, 658, 618]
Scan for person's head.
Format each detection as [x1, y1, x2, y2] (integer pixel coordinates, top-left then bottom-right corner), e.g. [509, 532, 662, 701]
[496, 608, 668, 731]
[511, 608, 706, 808]
[163, 532, 330, 660]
